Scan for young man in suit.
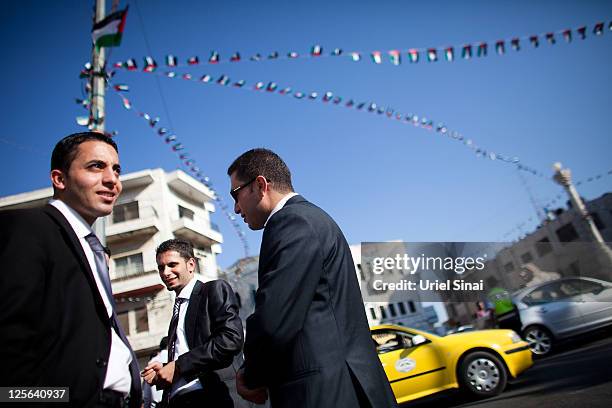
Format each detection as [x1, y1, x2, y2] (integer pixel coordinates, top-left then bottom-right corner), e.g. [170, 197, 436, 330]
[227, 149, 397, 408]
[0, 132, 141, 407]
[142, 239, 244, 408]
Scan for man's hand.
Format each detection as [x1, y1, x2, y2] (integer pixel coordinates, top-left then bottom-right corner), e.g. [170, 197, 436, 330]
[141, 361, 163, 385]
[141, 361, 177, 389]
[236, 368, 268, 404]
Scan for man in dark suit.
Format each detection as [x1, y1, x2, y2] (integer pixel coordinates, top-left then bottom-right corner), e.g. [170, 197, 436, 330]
[0, 132, 141, 407]
[227, 149, 397, 408]
[142, 239, 244, 408]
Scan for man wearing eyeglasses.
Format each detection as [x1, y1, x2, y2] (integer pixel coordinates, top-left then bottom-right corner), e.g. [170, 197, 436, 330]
[227, 148, 397, 408]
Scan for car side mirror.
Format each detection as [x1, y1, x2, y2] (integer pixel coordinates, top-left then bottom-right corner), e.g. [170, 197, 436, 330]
[412, 335, 427, 347]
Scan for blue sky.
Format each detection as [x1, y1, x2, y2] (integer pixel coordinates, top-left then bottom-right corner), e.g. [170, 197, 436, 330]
[1, 0, 611, 268]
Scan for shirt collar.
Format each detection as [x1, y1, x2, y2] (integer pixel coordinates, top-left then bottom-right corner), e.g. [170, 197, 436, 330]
[264, 192, 298, 227]
[177, 275, 198, 300]
[49, 198, 95, 239]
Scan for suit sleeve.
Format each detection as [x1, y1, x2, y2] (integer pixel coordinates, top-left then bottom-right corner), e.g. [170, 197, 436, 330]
[0, 211, 49, 384]
[243, 212, 323, 387]
[175, 280, 244, 379]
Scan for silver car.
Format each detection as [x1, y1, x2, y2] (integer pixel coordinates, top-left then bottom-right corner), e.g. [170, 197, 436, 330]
[513, 276, 612, 356]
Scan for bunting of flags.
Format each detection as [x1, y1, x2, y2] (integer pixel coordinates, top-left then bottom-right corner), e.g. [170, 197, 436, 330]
[116, 67, 547, 177]
[111, 20, 609, 71]
[106, 83, 251, 257]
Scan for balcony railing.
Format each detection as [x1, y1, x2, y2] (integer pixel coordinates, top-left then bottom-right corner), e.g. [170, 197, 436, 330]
[108, 204, 158, 225]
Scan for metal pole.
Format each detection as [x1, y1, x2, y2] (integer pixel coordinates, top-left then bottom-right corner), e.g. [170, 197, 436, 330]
[552, 162, 612, 277]
[91, 0, 107, 244]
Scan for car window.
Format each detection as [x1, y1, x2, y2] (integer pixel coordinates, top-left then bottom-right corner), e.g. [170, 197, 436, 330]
[570, 279, 604, 295]
[371, 330, 414, 354]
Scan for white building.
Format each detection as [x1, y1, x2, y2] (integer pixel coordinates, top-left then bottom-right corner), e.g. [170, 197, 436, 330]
[0, 168, 223, 366]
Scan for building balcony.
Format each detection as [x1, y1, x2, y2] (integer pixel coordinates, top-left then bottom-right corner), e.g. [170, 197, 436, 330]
[172, 215, 223, 247]
[106, 205, 160, 243]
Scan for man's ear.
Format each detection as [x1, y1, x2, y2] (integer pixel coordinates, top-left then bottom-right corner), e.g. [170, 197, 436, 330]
[50, 169, 66, 191]
[255, 175, 268, 197]
[187, 257, 197, 273]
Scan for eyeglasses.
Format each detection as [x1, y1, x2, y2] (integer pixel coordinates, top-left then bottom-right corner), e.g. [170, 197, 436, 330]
[230, 177, 258, 201]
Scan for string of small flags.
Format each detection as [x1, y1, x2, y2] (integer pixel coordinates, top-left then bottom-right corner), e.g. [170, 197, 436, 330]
[542, 168, 612, 211]
[113, 67, 547, 177]
[111, 21, 610, 70]
[105, 83, 251, 257]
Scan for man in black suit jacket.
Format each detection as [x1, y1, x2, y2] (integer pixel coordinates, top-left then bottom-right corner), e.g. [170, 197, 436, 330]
[142, 239, 244, 407]
[227, 149, 397, 408]
[0, 132, 141, 407]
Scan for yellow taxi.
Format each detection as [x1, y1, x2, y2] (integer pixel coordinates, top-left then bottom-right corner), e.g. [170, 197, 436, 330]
[371, 324, 532, 404]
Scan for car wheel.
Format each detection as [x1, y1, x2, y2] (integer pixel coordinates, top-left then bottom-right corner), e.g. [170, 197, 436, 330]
[523, 325, 553, 357]
[459, 351, 508, 397]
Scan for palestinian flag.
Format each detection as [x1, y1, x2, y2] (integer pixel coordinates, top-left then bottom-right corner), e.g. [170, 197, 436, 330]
[356, 102, 365, 110]
[530, 35, 539, 47]
[188, 56, 199, 65]
[311, 45, 322, 56]
[217, 75, 230, 86]
[322, 92, 333, 102]
[294, 92, 305, 99]
[250, 54, 262, 61]
[182, 73, 192, 80]
[172, 143, 184, 152]
[287, 52, 299, 59]
[332, 48, 343, 56]
[279, 87, 292, 95]
[577, 26, 587, 39]
[149, 117, 159, 127]
[233, 80, 246, 88]
[230, 52, 241, 62]
[121, 98, 131, 110]
[427, 48, 437, 62]
[408, 49, 419, 63]
[308, 92, 318, 100]
[268, 51, 279, 59]
[266, 82, 277, 92]
[114, 84, 129, 92]
[388, 50, 401, 65]
[208, 52, 219, 64]
[333, 96, 342, 104]
[125, 58, 137, 70]
[345, 99, 354, 108]
[350, 52, 361, 62]
[444, 47, 454, 61]
[562, 29, 572, 42]
[511, 38, 520, 51]
[495, 41, 505, 55]
[462, 45, 472, 59]
[158, 128, 168, 135]
[166, 55, 177, 67]
[545, 33, 555, 45]
[594, 22, 604, 35]
[200, 74, 212, 83]
[371, 51, 382, 64]
[254, 82, 265, 90]
[143, 56, 157, 72]
[166, 72, 176, 78]
[92, 7, 128, 48]
[477, 42, 487, 57]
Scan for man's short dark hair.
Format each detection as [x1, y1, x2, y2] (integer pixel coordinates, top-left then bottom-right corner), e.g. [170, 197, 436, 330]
[227, 148, 294, 193]
[51, 132, 118, 173]
[155, 238, 195, 262]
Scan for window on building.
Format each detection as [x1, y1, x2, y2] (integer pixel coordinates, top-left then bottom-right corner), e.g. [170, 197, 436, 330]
[117, 311, 129, 333]
[591, 212, 605, 230]
[504, 261, 514, 273]
[556, 223, 579, 243]
[521, 252, 534, 264]
[112, 201, 139, 223]
[398, 302, 406, 315]
[379, 306, 387, 319]
[535, 238, 553, 257]
[407, 301, 416, 313]
[113, 253, 144, 279]
[135, 307, 149, 333]
[178, 205, 195, 220]
[369, 307, 377, 320]
[388, 303, 397, 317]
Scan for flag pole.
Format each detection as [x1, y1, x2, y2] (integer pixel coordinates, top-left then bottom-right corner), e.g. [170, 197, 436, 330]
[91, 0, 107, 245]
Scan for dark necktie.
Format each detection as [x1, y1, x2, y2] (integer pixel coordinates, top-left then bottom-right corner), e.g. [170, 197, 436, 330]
[162, 296, 184, 405]
[85, 233, 142, 405]
[167, 296, 184, 362]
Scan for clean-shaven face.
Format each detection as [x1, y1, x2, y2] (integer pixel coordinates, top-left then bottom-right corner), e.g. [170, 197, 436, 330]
[157, 250, 195, 293]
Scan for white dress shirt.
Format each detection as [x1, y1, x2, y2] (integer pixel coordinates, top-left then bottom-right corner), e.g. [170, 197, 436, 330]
[169, 276, 204, 399]
[264, 192, 299, 227]
[49, 199, 132, 395]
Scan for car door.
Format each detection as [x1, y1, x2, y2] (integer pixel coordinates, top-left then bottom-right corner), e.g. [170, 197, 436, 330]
[572, 278, 612, 331]
[522, 281, 584, 336]
[372, 329, 447, 401]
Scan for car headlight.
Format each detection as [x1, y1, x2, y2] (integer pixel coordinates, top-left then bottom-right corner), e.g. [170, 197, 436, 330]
[509, 331, 522, 343]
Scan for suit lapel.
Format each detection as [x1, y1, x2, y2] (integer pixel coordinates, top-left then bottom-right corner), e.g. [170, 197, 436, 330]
[185, 279, 203, 349]
[42, 204, 109, 318]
